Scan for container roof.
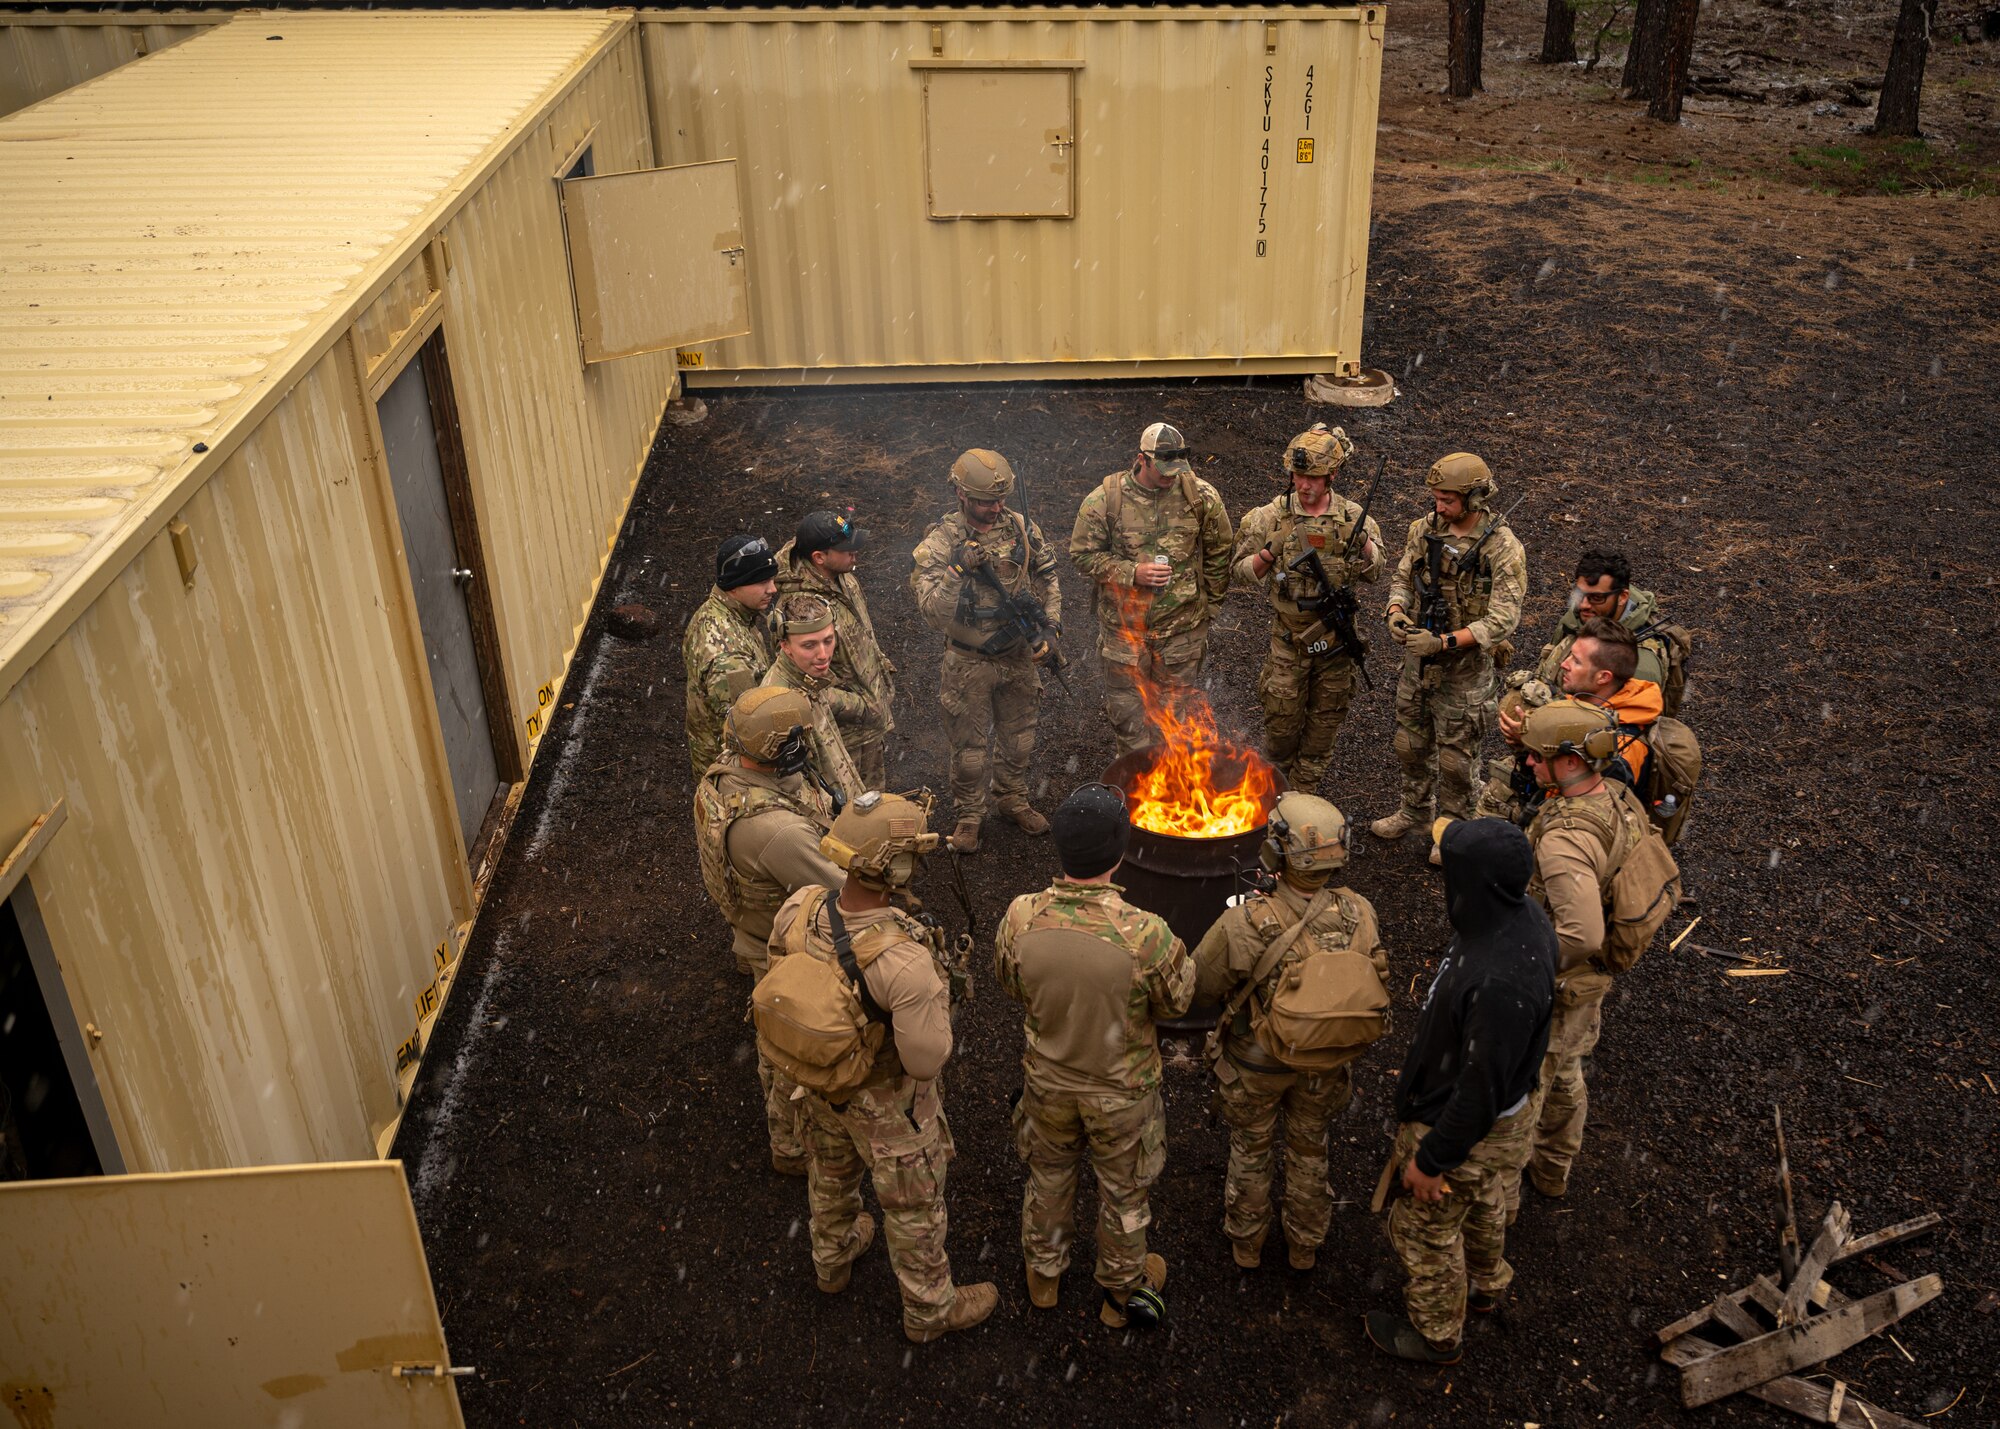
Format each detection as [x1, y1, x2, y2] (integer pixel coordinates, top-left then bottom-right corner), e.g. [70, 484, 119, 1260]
[0, 9, 626, 698]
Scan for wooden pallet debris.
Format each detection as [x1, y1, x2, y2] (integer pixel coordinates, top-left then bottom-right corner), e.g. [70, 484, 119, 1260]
[1655, 1119, 1946, 1426]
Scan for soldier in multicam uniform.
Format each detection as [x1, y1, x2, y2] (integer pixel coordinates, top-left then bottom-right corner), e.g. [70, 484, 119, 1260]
[1232, 425, 1384, 792]
[1498, 700, 1654, 1219]
[1371, 454, 1528, 865]
[769, 793, 998, 1342]
[1192, 793, 1386, 1272]
[774, 511, 897, 790]
[995, 784, 1195, 1329]
[693, 686, 842, 1174]
[1070, 422, 1235, 755]
[760, 592, 872, 804]
[910, 449, 1063, 854]
[683, 534, 779, 777]
[1368, 818, 1555, 1365]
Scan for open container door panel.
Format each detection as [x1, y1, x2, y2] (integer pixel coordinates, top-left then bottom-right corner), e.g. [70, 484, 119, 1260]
[0, 1161, 465, 1426]
[559, 157, 750, 365]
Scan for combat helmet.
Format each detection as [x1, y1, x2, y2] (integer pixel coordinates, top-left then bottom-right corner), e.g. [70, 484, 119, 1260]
[1425, 452, 1497, 511]
[1282, 424, 1356, 479]
[1519, 698, 1620, 770]
[950, 449, 1016, 500]
[820, 791, 940, 888]
[724, 686, 814, 772]
[1260, 793, 1349, 879]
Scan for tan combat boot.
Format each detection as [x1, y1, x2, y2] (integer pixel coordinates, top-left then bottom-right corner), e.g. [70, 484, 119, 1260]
[1099, 1253, 1168, 1328]
[997, 801, 1050, 835]
[949, 817, 981, 854]
[816, 1212, 877, 1294]
[1231, 1238, 1263, 1270]
[1288, 1242, 1317, 1272]
[906, 1281, 999, 1342]
[1025, 1265, 1060, 1309]
[1369, 809, 1422, 840]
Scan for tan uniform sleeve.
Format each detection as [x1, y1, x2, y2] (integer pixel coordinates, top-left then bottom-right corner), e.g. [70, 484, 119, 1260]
[1192, 911, 1241, 1007]
[909, 529, 967, 635]
[1357, 515, 1386, 584]
[864, 942, 953, 1081]
[1387, 516, 1425, 615]
[1537, 827, 1607, 971]
[746, 816, 844, 897]
[1069, 483, 1137, 593]
[1345, 893, 1390, 980]
[1468, 528, 1528, 649]
[1142, 923, 1197, 1021]
[1200, 484, 1234, 605]
[1025, 517, 1063, 629]
[1231, 504, 1277, 587]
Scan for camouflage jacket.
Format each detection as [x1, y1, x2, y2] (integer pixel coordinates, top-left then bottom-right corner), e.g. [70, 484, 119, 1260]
[1386, 511, 1528, 651]
[994, 879, 1195, 1096]
[1232, 492, 1385, 636]
[1530, 585, 1670, 689]
[759, 654, 868, 802]
[1070, 468, 1233, 661]
[909, 508, 1061, 656]
[683, 587, 772, 775]
[774, 539, 897, 733]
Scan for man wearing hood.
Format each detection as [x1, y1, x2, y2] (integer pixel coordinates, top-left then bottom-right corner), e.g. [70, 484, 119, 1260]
[1367, 818, 1556, 1365]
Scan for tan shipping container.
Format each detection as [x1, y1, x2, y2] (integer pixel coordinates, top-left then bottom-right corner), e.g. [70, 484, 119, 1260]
[642, 5, 1386, 385]
[0, 11, 221, 119]
[0, 10, 716, 1173]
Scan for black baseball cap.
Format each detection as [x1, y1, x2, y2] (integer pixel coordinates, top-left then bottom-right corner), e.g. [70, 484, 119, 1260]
[716, 534, 778, 589]
[796, 510, 867, 557]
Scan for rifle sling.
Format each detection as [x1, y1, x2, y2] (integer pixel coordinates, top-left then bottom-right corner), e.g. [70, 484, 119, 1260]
[823, 894, 889, 1025]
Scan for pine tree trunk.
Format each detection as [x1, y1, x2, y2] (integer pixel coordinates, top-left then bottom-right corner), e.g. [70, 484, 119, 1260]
[1447, 0, 1487, 97]
[1647, 0, 1702, 122]
[1624, 0, 1670, 97]
[1541, 0, 1579, 63]
[1872, 0, 1939, 135]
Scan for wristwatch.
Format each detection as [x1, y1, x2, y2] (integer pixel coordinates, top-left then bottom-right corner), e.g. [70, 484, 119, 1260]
[1444, 633, 1460, 650]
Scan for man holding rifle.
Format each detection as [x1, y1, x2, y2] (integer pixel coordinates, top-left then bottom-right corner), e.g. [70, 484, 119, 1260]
[1232, 424, 1384, 794]
[1373, 453, 1528, 866]
[910, 449, 1065, 854]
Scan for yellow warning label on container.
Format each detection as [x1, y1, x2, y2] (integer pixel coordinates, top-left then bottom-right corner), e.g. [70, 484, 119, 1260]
[676, 349, 706, 369]
[1297, 138, 1315, 163]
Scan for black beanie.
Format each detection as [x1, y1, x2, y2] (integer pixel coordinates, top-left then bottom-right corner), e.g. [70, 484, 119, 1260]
[717, 534, 778, 590]
[1053, 783, 1130, 879]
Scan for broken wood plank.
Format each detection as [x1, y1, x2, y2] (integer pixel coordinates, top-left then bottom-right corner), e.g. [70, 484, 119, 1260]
[1711, 1290, 1766, 1340]
[1825, 1381, 1846, 1422]
[1661, 1274, 1837, 1344]
[1781, 1201, 1852, 1326]
[1680, 1275, 1944, 1407]
[1661, 1333, 1925, 1428]
[1829, 1212, 1941, 1266]
[1751, 1272, 1849, 1314]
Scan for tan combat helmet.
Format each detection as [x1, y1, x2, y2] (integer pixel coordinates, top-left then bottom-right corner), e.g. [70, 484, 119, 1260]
[1425, 452, 1497, 511]
[724, 685, 813, 769]
[1262, 792, 1349, 877]
[950, 449, 1016, 500]
[820, 791, 940, 889]
[1519, 698, 1620, 770]
[1282, 423, 1356, 479]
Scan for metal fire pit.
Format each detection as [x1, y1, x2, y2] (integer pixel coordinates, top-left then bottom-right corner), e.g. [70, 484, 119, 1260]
[1102, 746, 1287, 1033]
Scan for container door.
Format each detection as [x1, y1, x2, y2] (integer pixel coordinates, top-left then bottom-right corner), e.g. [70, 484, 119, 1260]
[559, 158, 750, 363]
[377, 337, 505, 858]
[0, 1161, 465, 1427]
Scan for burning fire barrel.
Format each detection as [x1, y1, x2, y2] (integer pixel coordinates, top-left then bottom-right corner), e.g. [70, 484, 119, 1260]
[1102, 743, 1287, 1033]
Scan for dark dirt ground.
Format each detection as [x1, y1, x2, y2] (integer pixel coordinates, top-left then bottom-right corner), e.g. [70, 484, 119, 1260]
[393, 9, 2000, 1426]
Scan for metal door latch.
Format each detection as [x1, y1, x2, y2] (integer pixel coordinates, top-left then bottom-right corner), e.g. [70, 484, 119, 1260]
[392, 1363, 476, 1379]
[449, 568, 474, 588]
[721, 245, 746, 266]
[1051, 135, 1075, 155]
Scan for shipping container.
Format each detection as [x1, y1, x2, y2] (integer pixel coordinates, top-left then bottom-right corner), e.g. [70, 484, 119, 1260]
[0, 10, 221, 119]
[641, 5, 1386, 384]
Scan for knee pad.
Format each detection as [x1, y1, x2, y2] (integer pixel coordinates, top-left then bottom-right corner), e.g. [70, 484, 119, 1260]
[1437, 745, 1475, 783]
[1392, 724, 1427, 768]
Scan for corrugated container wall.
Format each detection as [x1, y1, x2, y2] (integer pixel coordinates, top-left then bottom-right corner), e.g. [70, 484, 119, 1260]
[642, 6, 1385, 383]
[0, 15, 674, 1173]
[0, 13, 220, 119]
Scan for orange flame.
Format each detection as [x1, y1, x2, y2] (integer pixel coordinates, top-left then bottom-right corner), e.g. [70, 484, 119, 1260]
[1106, 584, 1279, 839]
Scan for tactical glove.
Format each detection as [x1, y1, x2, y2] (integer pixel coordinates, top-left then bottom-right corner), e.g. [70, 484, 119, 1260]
[1386, 609, 1416, 644]
[1402, 629, 1446, 659]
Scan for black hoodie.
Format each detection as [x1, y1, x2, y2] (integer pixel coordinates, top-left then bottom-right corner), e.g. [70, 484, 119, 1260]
[1394, 818, 1558, 1177]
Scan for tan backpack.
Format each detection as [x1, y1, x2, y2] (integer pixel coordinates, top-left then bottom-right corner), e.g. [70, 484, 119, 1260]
[1601, 786, 1681, 972]
[1222, 889, 1390, 1072]
[752, 890, 888, 1096]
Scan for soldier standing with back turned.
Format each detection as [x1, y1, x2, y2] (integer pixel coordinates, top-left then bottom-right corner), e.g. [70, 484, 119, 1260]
[1232, 425, 1384, 792]
[910, 450, 1063, 853]
[1372, 454, 1527, 865]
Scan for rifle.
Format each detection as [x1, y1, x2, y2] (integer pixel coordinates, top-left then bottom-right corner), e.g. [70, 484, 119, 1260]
[1415, 492, 1526, 661]
[964, 561, 1074, 696]
[1281, 456, 1386, 689]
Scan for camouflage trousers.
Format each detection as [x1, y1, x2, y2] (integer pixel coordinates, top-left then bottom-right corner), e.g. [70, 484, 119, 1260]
[1385, 1102, 1534, 1347]
[1501, 987, 1606, 1212]
[840, 724, 889, 794]
[1213, 1047, 1352, 1252]
[801, 1077, 959, 1333]
[1013, 1082, 1166, 1295]
[740, 952, 808, 1166]
[1391, 649, 1495, 823]
[1103, 626, 1210, 756]
[1257, 626, 1360, 794]
[937, 647, 1040, 823]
